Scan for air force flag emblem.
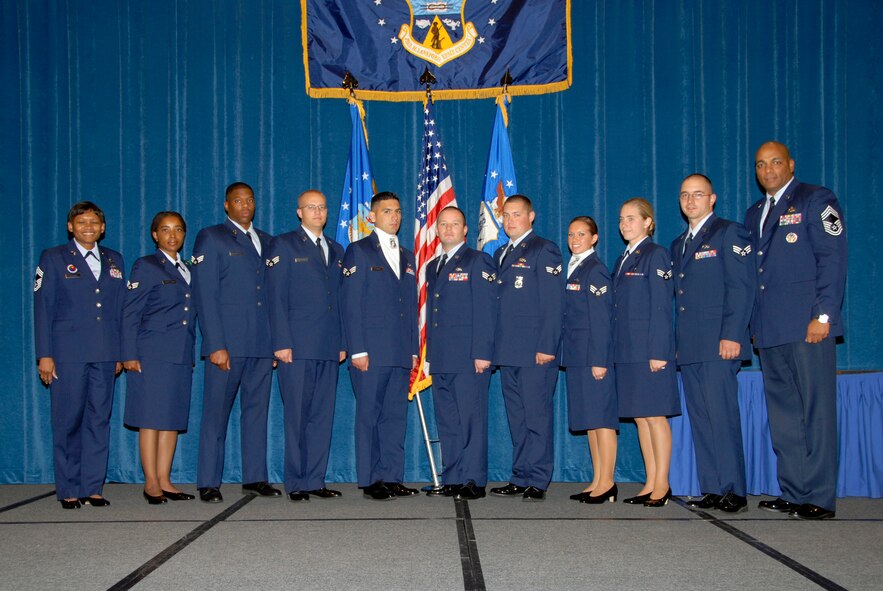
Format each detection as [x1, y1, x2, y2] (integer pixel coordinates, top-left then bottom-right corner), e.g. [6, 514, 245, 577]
[399, 1, 478, 67]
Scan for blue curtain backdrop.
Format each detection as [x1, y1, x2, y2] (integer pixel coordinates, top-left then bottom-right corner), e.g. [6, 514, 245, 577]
[3, 1, 881, 486]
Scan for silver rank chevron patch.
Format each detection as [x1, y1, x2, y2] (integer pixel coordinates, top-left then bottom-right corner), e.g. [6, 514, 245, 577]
[342, 265, 357, 277]
[127, 281, 140, 291]
[821, 205, 843, 236]
[656, 268, 672, 280]
[545, 264, 562, 275]
[33, 266, 43, 292]
[481, 271, 496, 283]
[190, 254, 205, 265]
[265, 255, 280, 267]
[589, 284, 607, 297]
[732, 244, 752, 257]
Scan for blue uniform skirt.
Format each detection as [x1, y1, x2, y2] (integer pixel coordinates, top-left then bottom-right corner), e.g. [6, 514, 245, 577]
[615, 362, 681, 418]
[564, 366, 618, 431]
[124, 360, 193, 431]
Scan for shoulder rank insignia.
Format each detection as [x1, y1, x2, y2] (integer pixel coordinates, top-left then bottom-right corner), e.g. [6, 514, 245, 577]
[127, 281, 140, 290]
[190, 254, 205, 265]
[266, 255, 280, 267]
[821, 205, 843, 236]
[732, 244, 751, 257]
[343, 265, 357, 277]
[481, 271, 496, 282]
[656, 269, 672, 280]
[545, 264, 562, 275]
[34, 266, 44, 292]
[589, 284, 607, 296]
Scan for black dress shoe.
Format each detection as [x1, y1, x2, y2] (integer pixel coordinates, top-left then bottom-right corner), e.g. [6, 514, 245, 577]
[790, 503, 835, 520]
[569, 490, 592, 501]
[455, 482, 486, 500]
[80, 496, 110, 507]
[442, 484, 462, 497]
[716, 492, 748, 513]
[143, 490, 168, 505]
[623, 492, 651, 504]
[490, 483, 527, 497]
[363, 481, 396, 501]
[582, 484, 618, 504]
[307, 488, 342, 499]
[60, 499, 81, 510]
[758, 497, 797, 513]
[522, 486, 545, 501]
[288, 491, 310, 502]
[386, 482, 419, 497]
[162, 490, 195, 501]
[686, 493, 722, 509]
[199, 487, 224, 503]
[242, 481, 282, 497]
[644, 488, 672, 508]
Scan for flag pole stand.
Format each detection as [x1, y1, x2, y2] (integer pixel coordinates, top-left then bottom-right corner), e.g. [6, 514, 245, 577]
[414, 390, 444, 495]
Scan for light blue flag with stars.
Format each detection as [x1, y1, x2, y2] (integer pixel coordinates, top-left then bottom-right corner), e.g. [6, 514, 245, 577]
[477, 95, 518, 254]
[336, 100, 375, 248]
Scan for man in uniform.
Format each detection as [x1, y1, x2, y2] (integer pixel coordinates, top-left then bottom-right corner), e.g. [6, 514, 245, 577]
[425, 206, 497, 500]
[672, 174, 754, 512]
[490, 195, 564, 501]
[192, 182, 280, 502]
[745, 141, 847, 520]
[266, 190, 345, 502]
[341, 192, 419, 500]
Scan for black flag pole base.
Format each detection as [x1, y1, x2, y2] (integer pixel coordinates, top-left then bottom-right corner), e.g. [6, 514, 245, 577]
[424, 484, 446, 496]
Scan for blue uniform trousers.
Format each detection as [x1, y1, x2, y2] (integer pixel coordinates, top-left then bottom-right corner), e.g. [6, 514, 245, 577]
[277, 359, 338, 493]
[432, 372, 490, 487]
[758, 338, 838, 510]
[500, 365, 558, 489]
[50, 361, 116, 499]
[197, 357, 273, 488]
[349, 365, 410, 487]
[680, 360, 746, 496]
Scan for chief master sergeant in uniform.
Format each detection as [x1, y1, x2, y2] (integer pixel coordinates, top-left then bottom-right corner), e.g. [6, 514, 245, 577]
[425, 206, 497, 501]
[266, 189, 345, 502]
[191, 182, 281, 503]
[671, 174, 755, 513]
[490, 194, 564, 501]
[744, 141, 847, 520]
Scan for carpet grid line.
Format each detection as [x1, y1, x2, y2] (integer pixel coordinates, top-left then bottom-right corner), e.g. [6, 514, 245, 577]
[0, 489, 56, 514]
[455, 499, 486, 591]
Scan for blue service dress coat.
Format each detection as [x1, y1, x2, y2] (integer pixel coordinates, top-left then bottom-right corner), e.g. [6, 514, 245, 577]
[340, 232, 419, 487]
[611, 237, 680, 418]
[121, 250, 197, 431]
[266, 226, 345, 493]
[671, 215, 754, 497]
[744, 179, 847, 510]
[34, 239, 126, 499]
[560, 251, 617, 431]
[190, 218, 275, 488]
[425, 245, 497, 487]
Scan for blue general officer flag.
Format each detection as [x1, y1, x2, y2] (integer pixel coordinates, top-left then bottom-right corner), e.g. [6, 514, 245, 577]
[302, 0, 572, 101]
[336, 101, 375, 248]
[477, 96, 518, 254]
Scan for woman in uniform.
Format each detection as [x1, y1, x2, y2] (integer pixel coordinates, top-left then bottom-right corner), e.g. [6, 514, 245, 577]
[122, 211, 197, 504]
[612, 199, 680, 507]
[561, 216, 618, 504]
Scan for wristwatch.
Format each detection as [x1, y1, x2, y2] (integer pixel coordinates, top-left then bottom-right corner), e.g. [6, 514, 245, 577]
[817, 314, 830, 324]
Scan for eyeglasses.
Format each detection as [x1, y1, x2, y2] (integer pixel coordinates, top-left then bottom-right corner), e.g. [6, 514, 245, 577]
[679, 191, 710, 201]
[301, 204, 328, 212]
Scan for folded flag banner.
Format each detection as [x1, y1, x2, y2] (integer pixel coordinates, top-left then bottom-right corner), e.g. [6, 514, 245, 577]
[336, 99, 375, 248]
[302, 0, 572, 101]
[477, 95, 518, 254]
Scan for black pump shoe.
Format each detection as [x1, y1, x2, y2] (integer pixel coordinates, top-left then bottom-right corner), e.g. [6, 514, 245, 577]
[143, 490, 168, 505]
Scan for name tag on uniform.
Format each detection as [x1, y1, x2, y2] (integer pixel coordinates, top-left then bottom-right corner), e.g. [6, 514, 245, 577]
[64, 273, 81, 279]
[449, 272, 469, 282]
[370, 266, 385, 271]
[694, 250, 717, 260]
[566, 283, 581, 291]
[295, 257, 309, 263]
[229, 251, 245, 256]
[779, 213, 802, 226]
[162, 279, 177, 284]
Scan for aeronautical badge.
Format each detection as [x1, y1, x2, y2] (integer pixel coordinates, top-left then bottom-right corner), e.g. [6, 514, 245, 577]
[656, 268, 672, 280]
[127, 281, 140, 291]
[190, 254, 205, 265]
[512, 257, 530, 269]
[342, 265, 357, 277]
[33, 266, 44, 292]
[589, 285, 608, 297]
[397, 1, 479, 67]
[481, 271, 496, 283]
[545, 264, 562, 276]
[732, 244, 751, 257]
[67, 264, 77, 274]
[449, 272, 469, 282]
[514, 276, 524, 289]
[821, 205, 843, 236]
[786, 232, 798, 243]
[266, 255, 280, 267]
[694, 249, 717, 260]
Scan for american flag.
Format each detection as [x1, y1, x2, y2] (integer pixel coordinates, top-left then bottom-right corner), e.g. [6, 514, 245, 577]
[410, 98, 457, 397]
[336, 100, 375, 248]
